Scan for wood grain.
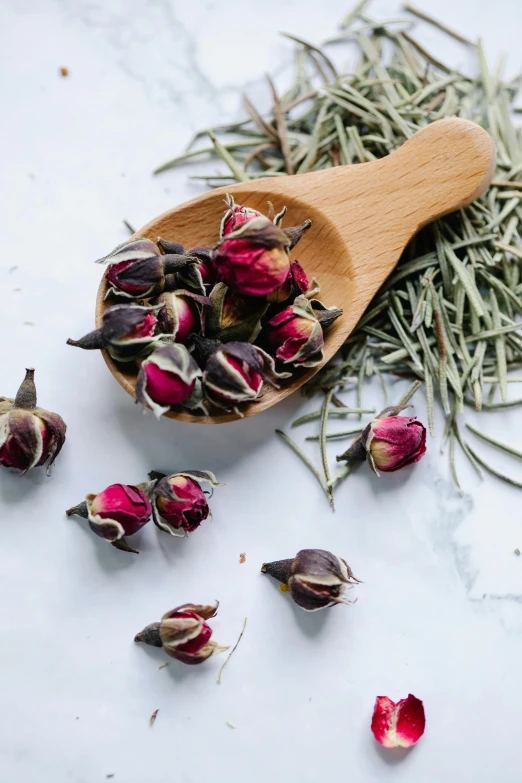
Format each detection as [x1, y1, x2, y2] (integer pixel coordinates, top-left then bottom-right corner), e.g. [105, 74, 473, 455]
[96, 117, 495, 423]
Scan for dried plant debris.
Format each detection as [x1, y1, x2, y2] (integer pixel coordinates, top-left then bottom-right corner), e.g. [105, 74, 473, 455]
[150, 709, 159, 728]
[239, 552, 246, 564]
[155, 3, 522, 495]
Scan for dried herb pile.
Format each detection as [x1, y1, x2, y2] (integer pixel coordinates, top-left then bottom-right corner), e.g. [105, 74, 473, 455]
[155, 2, 522, 498]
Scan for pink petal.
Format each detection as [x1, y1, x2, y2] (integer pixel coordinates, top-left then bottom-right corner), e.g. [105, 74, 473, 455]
[371, 694, 425, 748]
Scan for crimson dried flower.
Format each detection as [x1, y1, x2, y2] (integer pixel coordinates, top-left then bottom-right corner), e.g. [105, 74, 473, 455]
[337, 407, 426, 474]
[151, 290, 209, 345]
[0, 369, 66, 474]
[136, 344, 202, 418]
[66, 482, 152, 553]
[135, 601, 228, 665]
[214, 217, 291, 296]
[266, 296, 327, 367]
[267, 259, 318, 304]
[371, 694, 425, 748]
[149, 469, 220, 536]
[67, 303, 164, 362]
[220, 194, 263, 237]
[261, 548, 360, 611]
[207, 282, 267, 343]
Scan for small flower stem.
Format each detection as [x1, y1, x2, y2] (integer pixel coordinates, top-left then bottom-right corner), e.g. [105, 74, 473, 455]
[13, 368, 37, 410]
[65, 501, 88, 519]
[112, 538, 139, 554]
[336, 435, 366, 463]
[162, 254, 196, 275]
[261, 558, 294, 585]
[134, 622, 162, 647]
[148, 471, 167, 482]
[66, 329, 105, 350]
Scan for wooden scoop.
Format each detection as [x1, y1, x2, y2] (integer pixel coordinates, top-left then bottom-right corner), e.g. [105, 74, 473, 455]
[96, 117, 495, 423]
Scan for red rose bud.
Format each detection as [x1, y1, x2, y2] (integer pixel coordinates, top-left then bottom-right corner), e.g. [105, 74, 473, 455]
[261, 548, 360, 611]
[67, 303, 163, 362]
[203, 342, 289, 412]
[207, 282, 267, 343]
[66, 482, 152, 554]
[135, 601, 228, 665]
[267, 259, 319, 304]
[215, 217, 291, 296]
[151, 290, 209, 345]
[97, 237, 196, 299]
[149, 469, 219, 536]
[136, 344, 202, 418]
[0, 369, 66, 475]
[371, 694, 426, 749]
[266, 295, 325, 367]
[337, 407, 426, 474]
[220, 193, 263, 237]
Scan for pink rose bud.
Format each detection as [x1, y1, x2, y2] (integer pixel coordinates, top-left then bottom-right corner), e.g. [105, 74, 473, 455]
[151, 290, 209, 345]
[202, 342, 289, 412]
[371, 694, 426, 748]
[214, 217, 291, 296]
[97, 237, 197, 299]
[149, 469, 219, 536]
[66, 482, 152, 554]
[337, 407, 426, 474]
[261, 548, 360, 611]
[135, 601, 228, 665]
[266, 295, 325, 367]
[67, 303, 163, 362]
[185, 246, 218, 287]
[220, 194, 263, 237]
[207, 282, 268, 343]
[136, 345, 202, 418]
[267, 259, 319, 304]
[0, 369, 66, 475]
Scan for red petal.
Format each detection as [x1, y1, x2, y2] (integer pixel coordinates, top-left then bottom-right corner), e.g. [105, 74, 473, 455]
[371, 694, 425, 748]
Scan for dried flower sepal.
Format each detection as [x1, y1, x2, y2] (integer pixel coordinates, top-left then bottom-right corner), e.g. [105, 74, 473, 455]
[371, 694, 426, 748]
[0, 369, 66, 475]
[207, 282, 268, 343]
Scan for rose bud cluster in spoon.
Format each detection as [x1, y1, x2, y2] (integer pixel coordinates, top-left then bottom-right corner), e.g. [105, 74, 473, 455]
[68, 194, 343, 417]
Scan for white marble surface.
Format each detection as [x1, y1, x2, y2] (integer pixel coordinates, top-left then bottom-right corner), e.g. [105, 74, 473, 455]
[1, 1, 522, 781]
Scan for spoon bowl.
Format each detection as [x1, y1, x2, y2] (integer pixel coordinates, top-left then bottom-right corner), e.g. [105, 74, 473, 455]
[96, 117, 495, 423]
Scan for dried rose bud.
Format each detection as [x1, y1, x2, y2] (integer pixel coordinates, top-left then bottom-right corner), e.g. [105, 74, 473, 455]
[66, 482, 152, 554]
[67, 303, 163, 362]
[149, 470, 219, 536]
[337, 407, 426, 475]
[97, 237, 196, 299]
[371, 694, 426, 748]
[202, 342, 289, 412]
[261, 548, 360, 611]
[135, 601, 228, 665]
[0, 369, 66, 475]
[267, 259, 319, 304]
[266, 295, 325, 367]
[207, 282, 267, 343]
[171, 246, 218, 294]
[136, 344, 202, 418]
[150, 290, 209, 345]
[215, 217, 291, 296]
[220, 194, 263, 237]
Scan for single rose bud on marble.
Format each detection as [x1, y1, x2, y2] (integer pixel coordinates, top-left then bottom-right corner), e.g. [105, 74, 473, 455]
[136, 345, 202, 418]
[66, 482, 152, 554]
[97, 237, 196, 299]
[214, 217, 291, 296]
[220, 193, 263, 237]
[150, 290, 209, 345]
[267, 259, 319, 304]
[261, 548, 360, 611]
[266, 295, 326, 367]
[207, 282, 267, 343]
[202, 342, 289, 412]
[371, 694, 426, 748]
[337, 408, 426, 475]
[149, 469, 220, 537]
[0, 369, 67, 475]
[67, 303, 163, 362]
[135, 601, 228, 665]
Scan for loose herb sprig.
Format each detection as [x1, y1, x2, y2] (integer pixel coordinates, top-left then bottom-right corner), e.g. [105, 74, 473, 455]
[155, 4, 522, 497]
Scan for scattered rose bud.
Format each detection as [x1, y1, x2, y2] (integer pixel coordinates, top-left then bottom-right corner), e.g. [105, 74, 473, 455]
[371, 694, 426, 748]
[261, 548, 360, 611]
[150, 290, 209, 345]
[135, 601, 228, 665]
[97, 237, 196, 299]
[67, 303, 164, 362]
[267, 259, 319, 304]
[266, 295, 326, 367]
[337, 407, 426, 475]
[136, 344, 202, 418]
[215, 217, 291, 296]
[148, 469, 220, 536]
[220, 194, 263, 237]
[203, 342, 289, 412]
[207, 282, 267, 343]
[0, 369, 66, 475]
[66, 483, 152, 553]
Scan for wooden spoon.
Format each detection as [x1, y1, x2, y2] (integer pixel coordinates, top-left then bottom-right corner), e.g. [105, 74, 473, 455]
[96, 117, 495, 424]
